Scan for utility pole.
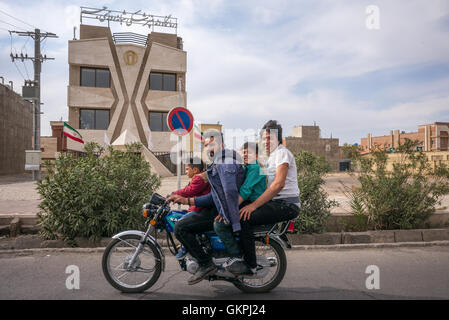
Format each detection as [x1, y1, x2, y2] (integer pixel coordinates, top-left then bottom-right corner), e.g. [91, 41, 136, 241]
[9, 29, 58, 180]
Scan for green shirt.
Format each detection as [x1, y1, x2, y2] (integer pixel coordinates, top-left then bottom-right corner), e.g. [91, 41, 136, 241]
[239, 161, 267, 202]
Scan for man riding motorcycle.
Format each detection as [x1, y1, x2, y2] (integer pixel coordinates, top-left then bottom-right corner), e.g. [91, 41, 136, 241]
[167, 129, 245, 285]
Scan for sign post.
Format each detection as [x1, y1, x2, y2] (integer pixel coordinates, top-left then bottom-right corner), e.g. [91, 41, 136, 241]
[167, 107, 194, 207]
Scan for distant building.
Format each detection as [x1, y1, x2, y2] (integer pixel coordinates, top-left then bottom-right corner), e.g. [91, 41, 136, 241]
[361, 122, 449, 154]
[40, 121, 67, 163]
[284, 125, 340, 171]
[64, 23, 187, 177]
[0, 83, 33, 175]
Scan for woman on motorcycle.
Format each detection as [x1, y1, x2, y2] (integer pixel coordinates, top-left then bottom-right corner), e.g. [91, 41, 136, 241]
[227, 120, 300, 275]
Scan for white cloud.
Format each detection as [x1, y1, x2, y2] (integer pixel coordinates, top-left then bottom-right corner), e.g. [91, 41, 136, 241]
[0, 0, 448, 144]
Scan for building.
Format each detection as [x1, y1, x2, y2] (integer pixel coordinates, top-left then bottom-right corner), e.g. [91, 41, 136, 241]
[40, 121, 67, 164]
[361, 122, 449, 154]
[284, 125, 340, 171]
[66, 22, 187, 177]
[0, 82, 33, 175]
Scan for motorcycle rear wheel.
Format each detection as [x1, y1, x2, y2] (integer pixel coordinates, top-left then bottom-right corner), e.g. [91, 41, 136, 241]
[233, 239, 286, 293]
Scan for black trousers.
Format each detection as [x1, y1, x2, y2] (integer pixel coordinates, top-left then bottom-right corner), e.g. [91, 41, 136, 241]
[239, 200, 300, 268]
[174, 207, 218, 266]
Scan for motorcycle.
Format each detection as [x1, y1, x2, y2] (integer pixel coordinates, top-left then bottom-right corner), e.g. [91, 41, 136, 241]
[102, 193, 293, 293]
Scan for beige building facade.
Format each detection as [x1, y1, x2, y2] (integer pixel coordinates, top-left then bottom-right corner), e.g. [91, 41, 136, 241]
[361, 122, 449, 154]
[66, 24, 187, 177]
[285, 125, 340, 171]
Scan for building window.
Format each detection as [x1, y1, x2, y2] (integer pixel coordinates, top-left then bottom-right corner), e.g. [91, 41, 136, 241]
[149, 111, 169, 131]
[80, 67, 110, 88]
[80, 109, 110, 130]
[149, 72, 176, 91]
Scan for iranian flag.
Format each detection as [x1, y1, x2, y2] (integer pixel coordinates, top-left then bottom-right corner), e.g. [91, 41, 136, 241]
[63, 122, 84, 144]
[193, 124, 203, 141]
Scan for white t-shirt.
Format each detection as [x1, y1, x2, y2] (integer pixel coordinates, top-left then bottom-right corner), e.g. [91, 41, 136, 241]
[265, 144, 300, 206]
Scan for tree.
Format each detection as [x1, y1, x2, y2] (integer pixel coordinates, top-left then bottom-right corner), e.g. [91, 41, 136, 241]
[37, 142, 161, 243]
[347, 139, 449, 230]
[294, 150, 338, 233]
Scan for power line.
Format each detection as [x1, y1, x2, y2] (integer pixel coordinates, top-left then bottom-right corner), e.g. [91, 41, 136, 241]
[8, 28, 58, 181]
[21, 34, 30, 51]
[8, 31, 26, 80]
[12, 60, 26, 80]
[0, 8, 47, 33]
[40, 37, 47, 52]
[0, 19, 26, 31]
[20, 35, 32, 79]
[21, 60, 31, 79]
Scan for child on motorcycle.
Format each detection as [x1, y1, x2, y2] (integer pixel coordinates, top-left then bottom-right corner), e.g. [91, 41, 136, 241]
[213, 142, 266, 274]
[169, 157, 211, 258]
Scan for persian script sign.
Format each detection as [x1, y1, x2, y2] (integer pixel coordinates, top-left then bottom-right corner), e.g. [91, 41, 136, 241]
[80, 6, 177, 29]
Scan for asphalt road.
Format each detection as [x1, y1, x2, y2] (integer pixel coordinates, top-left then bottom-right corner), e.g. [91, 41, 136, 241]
[1, 246, 449, 300]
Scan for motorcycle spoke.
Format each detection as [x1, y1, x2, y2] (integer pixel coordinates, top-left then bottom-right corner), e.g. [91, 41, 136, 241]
[116, 271, 130, 280]
[106, 235, 161, 290]
[112, 262, 125, 271]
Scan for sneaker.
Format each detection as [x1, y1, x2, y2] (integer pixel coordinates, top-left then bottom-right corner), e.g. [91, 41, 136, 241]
[176, 247, 187, 260]
[187, 264, 218, 285]
[226, 261, 255, 276]
[222, 256, 244, 269]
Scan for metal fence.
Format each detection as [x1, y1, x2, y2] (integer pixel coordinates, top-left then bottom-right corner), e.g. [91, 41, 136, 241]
[112, 32, 148, 46]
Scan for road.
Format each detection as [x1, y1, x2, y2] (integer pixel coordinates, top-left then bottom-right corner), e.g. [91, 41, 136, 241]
[1, 245, 449, 300]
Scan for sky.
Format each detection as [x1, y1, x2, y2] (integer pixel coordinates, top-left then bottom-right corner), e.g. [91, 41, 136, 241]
[0, 0, 448, 145]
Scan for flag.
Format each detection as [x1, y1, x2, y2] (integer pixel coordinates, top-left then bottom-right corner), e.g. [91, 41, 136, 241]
[193, 124, 203, 141]
[63, 122, 84, 144]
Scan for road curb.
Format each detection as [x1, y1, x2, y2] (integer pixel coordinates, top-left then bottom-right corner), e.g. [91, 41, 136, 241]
[1, 240, 449, 256]
[290, 240, 449, 250]
[1, 228, 449, 251]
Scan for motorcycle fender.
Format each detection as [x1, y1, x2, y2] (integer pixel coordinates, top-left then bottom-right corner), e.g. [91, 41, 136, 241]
[112, 230, 165, 272]
[269, 234, 292, 249]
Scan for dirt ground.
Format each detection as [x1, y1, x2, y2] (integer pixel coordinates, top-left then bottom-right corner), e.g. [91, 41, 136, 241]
[1, 172, 447, 216]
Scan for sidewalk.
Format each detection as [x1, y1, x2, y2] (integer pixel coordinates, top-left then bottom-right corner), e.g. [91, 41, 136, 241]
[0, 173, 191, 217]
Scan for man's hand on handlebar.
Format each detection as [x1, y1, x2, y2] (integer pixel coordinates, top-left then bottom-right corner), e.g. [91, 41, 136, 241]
[166, 193, 188, 205]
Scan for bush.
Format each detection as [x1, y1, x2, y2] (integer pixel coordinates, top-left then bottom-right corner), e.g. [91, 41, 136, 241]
[37, 142, 161, 243]
[341, 143, 364, 160]
[347, 139, 449, 230]
[294, 150, 338, 234]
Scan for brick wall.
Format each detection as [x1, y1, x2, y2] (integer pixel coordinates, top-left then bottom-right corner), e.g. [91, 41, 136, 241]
[0, 84, 33, 175]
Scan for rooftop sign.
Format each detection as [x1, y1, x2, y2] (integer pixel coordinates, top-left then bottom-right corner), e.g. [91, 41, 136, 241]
[80, 6, 178, 32]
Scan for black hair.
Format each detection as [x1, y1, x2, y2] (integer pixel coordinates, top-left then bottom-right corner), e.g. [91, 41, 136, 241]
[243, 142, 259, 155]
[202, 129, 224, 146]
[261, 120, 282, 145]
[185, 157, 204, 172]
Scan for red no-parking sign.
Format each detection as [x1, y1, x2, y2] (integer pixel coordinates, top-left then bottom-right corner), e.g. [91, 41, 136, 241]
[167, 107, 194, 136]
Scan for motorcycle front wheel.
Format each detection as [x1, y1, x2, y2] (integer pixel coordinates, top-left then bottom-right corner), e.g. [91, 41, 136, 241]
[102, 234, 162, 293]
[233, 239, 287, 293]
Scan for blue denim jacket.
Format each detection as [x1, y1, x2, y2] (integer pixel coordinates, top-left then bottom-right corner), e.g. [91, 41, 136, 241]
[194, 149, 246, 232]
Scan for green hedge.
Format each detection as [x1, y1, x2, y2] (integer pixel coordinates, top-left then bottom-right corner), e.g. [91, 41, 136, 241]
[37, 142, 161, 244]
[294, 150, 338, 233]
